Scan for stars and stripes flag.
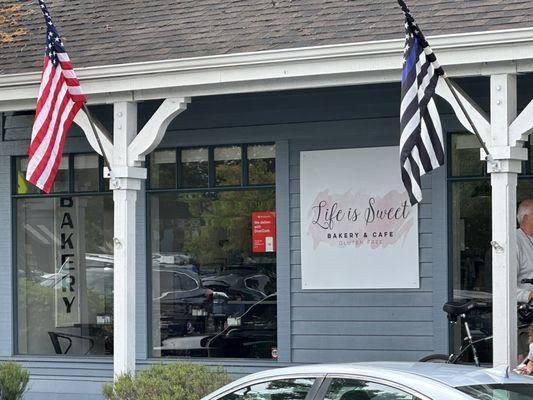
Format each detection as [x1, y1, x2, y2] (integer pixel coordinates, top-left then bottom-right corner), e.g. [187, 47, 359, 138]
[26, 0, 86, 193]
[398, 1, 445, 205]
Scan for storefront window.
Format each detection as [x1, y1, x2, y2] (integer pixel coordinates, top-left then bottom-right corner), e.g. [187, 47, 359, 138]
[16, 156, 69, 194]
[449, 133, 533, 363]
[14, 156, 113, 356]
[148, 144, 277, 359]
[150, 149, 177, 189]
[181, 148, 208, 188]
[214, 146, 242, 186]
[248, 144, 276, 185]
[74, 154, 99, 192]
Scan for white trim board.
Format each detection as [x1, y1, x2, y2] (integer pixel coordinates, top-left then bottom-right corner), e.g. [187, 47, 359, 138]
[1, 27, 533, 111]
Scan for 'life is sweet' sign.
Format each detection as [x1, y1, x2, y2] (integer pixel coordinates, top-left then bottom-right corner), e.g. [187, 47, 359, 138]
[300, 147, 419, 289]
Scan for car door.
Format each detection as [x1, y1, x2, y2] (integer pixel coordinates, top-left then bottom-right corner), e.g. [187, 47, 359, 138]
[213, 376, 323, 400]
[312, 377, 428, 400]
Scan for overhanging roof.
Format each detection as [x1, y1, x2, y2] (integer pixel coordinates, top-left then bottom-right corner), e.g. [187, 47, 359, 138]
[1, 1, 533, 111]
[2, 27, 533, 111]
[3, 0, 533, 75]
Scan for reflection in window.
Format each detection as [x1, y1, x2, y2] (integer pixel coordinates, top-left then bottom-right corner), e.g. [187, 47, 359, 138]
[150, 190, 276, 358]
[450, 133, 485, 177]
[449, 131, 533, 364]
[150, 150, 176, 189]
[16, 195, 113, 356]
[325, 378, 418, 400]
[181, 148, 208, 188]
[74, 154, 99, 192]
[15, 158, 40, 194]
[248, 144, 275, 185]
[457, 383, 533, 400]
[221, 379, 315, 400]
[16, 156, 69, 194]
[215, 146, 242, 186]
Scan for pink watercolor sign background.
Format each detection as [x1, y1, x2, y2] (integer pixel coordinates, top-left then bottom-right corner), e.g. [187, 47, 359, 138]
[300, 147, 419, 289]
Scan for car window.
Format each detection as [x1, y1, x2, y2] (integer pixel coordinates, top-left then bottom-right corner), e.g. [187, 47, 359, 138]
[220, 378, 315, 400]
[179, 273, 198, 291]
[324, 378, 420, 400]
[457, 383, 533, 399]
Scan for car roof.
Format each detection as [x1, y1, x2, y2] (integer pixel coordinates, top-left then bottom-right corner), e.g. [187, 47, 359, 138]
[219, 362, 533, 391]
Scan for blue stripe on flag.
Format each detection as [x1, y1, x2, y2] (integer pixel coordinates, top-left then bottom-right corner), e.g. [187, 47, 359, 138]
[401, 37, 419, 82]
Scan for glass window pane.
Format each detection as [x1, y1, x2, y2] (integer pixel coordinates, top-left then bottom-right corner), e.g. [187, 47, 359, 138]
[181, 148, 208, 188]
[150, 150, 176, 189]
[221, 379, 315, 400]
[74, 154, 99, 192]
[451, 133, 485, 177]
[325, 378, 419, 400]
[150, 189, 276, 358]
[16, 195, 114, 356]
[450, 180, 493, 364]
[458, 384, 533, 400]
[51, 156, 69, 193]
[449, 179, 533, 364]
[15, 157, 40, 194]
[248, 144, 275, 185]
[215, 146, 242, 186]
[15, 156, 68, 194]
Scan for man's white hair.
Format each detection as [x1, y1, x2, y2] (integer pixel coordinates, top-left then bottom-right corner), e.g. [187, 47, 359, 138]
[518, 199, 533, 225]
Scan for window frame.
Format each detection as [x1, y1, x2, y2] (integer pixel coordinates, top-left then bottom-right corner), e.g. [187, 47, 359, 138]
[147, 142, 276, 191]
[12, 152, 108, 197]
[315, 375, 429, 400]
[146, 142, 277, 359]
[11, 153, 112, 357]
[210, 375, 325, 400]
[446, 132, 533, 355]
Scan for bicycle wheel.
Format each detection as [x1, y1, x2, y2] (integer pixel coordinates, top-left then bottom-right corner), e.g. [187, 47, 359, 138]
[419, 353, 450, 363]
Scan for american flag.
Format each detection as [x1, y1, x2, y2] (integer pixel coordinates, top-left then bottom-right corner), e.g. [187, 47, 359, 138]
[26, 0, 86, 193]
[399, 1, 445, 206]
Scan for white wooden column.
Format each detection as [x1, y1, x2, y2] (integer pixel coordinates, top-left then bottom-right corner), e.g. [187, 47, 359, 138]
[74, 97, 190, 378]
[111, 102, 144, 377]
[488, 75, 520, 367]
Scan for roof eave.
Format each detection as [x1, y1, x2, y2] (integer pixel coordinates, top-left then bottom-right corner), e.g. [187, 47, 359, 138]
[2, 27, 533, 111]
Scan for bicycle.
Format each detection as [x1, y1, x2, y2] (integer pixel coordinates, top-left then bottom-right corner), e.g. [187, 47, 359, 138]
[420, 279, 533, 366]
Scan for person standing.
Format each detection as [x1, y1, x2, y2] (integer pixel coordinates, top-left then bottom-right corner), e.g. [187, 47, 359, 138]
[515, 199, 533, 374]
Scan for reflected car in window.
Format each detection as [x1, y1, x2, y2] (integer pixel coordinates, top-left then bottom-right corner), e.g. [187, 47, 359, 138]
[201, 362, 533, 400]
[202, 266, 275, 320]
[154, 267, 214, 343]
[201, 294, 277, 358]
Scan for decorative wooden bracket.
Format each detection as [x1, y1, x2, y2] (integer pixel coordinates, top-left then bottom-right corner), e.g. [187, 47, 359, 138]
[128, 97, 190, 165]
[509, 97, 533, 145]
[73, 109, 113, 159]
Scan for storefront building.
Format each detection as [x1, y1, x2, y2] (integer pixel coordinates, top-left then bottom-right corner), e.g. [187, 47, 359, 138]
[1, 1, 533, 399]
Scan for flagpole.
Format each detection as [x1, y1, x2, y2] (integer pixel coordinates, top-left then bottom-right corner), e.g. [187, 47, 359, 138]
[82, 104, 113, 173]
[442, 77, 493, 163]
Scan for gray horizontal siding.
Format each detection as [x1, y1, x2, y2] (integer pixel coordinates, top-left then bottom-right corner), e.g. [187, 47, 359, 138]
[292, 349, 431, 363]
[288, 128, 444, 363]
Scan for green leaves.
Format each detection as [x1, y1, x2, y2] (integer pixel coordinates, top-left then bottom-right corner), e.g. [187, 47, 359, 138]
[0, 362, 29, 400]
[103, 363, 232, 400]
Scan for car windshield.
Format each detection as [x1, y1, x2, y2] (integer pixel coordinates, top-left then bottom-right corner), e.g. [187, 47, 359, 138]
[457, 384, 533, 399]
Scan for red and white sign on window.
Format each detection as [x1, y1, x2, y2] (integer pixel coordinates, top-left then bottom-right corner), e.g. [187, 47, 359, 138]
[252, 211, 276, 253]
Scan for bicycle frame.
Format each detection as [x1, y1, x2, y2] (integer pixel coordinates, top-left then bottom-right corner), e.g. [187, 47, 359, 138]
[447, 317, 529, 367]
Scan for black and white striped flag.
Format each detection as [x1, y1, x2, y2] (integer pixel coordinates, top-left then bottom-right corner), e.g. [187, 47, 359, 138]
[399, 1, 445, 205]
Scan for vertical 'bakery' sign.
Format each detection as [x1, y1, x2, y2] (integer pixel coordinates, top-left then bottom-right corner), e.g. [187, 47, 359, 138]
[55, 197, 81, 326]
[300, 147, 419, 289]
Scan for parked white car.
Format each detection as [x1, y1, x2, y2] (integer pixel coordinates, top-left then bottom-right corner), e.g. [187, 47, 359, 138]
[202, 362, 533, 400]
